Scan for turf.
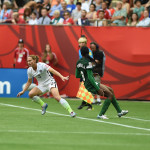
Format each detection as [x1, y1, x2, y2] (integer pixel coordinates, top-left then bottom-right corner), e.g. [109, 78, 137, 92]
[0, 98, 150, 150]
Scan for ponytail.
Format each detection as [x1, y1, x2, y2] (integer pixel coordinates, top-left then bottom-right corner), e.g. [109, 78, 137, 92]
[28, 55, 39, 63]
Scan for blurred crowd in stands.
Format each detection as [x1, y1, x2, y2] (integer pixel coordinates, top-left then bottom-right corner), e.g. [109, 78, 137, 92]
[1, 0, 150, 26]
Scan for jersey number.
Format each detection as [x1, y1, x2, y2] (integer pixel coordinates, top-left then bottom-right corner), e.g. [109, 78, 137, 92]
[81, 71, 85, 81]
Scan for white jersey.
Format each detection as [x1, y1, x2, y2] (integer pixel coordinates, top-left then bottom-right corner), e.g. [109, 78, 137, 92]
[27, 62, 55, 86]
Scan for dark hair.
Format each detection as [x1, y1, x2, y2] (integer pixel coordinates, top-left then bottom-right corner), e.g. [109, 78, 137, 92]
[90, 3, 96, 11]
[81, 35, 87, 39]
[23, 7, 31, 21]
[31, 11, 37, 16]
[134, 0, 141, 4]
[81, 46, 95, 62]
[131, 13, 138, 22]
[63, 11, 70, 16]
[76, 2, 81, 6]
[90, 42, 99, 50]
[28, 55, 39, 63]
[41, 8, 48, 11]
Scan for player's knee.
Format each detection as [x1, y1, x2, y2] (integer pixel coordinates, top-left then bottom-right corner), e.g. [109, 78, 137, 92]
[28, 92, 35, 98]
[54, 95, 61, 102]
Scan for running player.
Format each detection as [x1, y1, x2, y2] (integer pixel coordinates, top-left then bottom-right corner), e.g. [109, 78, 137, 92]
[76, 46, 128, 119]
[17, 55, 76, 117]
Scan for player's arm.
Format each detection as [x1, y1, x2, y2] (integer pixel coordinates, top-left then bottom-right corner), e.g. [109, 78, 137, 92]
[17, 78, 32, 97]
[48, 67, 69, 81]
[87, 69, 100, 91]
[75, 68, 82, 78]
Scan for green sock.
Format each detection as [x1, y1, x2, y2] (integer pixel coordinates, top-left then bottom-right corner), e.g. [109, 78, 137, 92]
[99, 99, 111, 116]
[59, 98, 73, 113]
[32, 96, 45, 107]
[111, 95, 122, 113]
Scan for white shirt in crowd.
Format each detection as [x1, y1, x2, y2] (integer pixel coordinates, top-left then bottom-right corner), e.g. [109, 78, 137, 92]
[28, 19, 38, 25]
[136, 17, 150, 27]
[28, 62, 54, 86]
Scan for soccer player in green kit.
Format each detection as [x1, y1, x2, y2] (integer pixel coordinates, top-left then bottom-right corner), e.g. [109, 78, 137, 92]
[76, 46, 128, 119]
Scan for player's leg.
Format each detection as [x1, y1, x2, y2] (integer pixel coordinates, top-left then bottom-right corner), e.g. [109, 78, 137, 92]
[106, 86, 128, 117]
[94, 74, 102, 105]
[29, 87, 48, 115]
[50, 87, 76, 117]
[97, 84, 113, 119]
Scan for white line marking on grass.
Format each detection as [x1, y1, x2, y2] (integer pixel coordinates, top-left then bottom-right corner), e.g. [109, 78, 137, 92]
[0, 103, 150, 132]
[123, 116, 150, 122]
[0, 130, 150, 136]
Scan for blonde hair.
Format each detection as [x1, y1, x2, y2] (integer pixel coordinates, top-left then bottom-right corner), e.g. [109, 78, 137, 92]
[54, 10, 60, 15]
[78, 37, 87, 43]
[28, 55, 39, 63]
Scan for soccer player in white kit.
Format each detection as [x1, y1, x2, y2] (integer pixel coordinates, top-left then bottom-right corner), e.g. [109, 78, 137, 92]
[17, 55, 76, 117]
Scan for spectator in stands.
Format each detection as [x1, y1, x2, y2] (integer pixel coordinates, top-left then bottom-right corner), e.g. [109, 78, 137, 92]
[14, 39, 29, 68]
[127, 13, 138, 26]
[63, 11, 74, 25]
[11, 12, 26, 24]
[34, 3, 43, 18]
[0, 2, 12, 23]
[94, 0, 103, 11]
[28, 11, 38, 25]
[42, 44, 58, 68]
[43, 0, 51, 13]
[94, 10, 107, 26]
[81, 0, 90, 12]
[23, 7, 31, 23]
[76, 9, 90, 26]
[111, 2, 127, 26]
[51, 10, 64, 25]
[67, 0, 76, 13]
[122, 0, 130, 14]
[60, 1, 70, 18]
[97, 2, 111, 19]
[86, 3, 97, 21]
[38, 8, 51, 24]
[133, 0, 144, 19]
[72, 2, 81, 23]
[136, 9, 150, 26]
[49, 0, 62, 17]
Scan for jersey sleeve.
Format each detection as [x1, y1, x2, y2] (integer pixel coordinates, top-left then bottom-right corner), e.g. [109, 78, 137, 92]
[87, 69, 100, 91]
[75, 67, 82, 78]
[43, 63, 51, 71]
[27, 69, 32, 79]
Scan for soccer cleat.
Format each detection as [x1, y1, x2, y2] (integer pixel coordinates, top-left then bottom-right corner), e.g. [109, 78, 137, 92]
[86, 105, 93, 110]
[70, 112, 76, 117]
[41, 103, 48, 115]
[118, 110, 128, 117]
[96, 101, 102, 105]
[97, 115, 109, 119]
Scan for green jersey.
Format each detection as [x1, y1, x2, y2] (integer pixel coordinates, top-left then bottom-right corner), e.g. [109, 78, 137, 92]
[76, 58, 100, 94]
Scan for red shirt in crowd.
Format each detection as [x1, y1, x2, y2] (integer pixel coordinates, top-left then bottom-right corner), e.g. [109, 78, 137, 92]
[97, 9, 111, 19]
[63, 18, 74, 25]
[14, 47, 29, 68]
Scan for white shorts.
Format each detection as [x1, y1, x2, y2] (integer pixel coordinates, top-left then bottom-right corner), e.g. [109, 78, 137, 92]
[37, 81, 58, 94]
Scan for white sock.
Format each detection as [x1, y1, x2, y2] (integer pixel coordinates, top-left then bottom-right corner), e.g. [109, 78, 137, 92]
[59, 98, 73, 113]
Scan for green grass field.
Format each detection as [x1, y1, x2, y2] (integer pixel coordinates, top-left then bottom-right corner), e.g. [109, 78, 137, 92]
[0, 98, 150, 150]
